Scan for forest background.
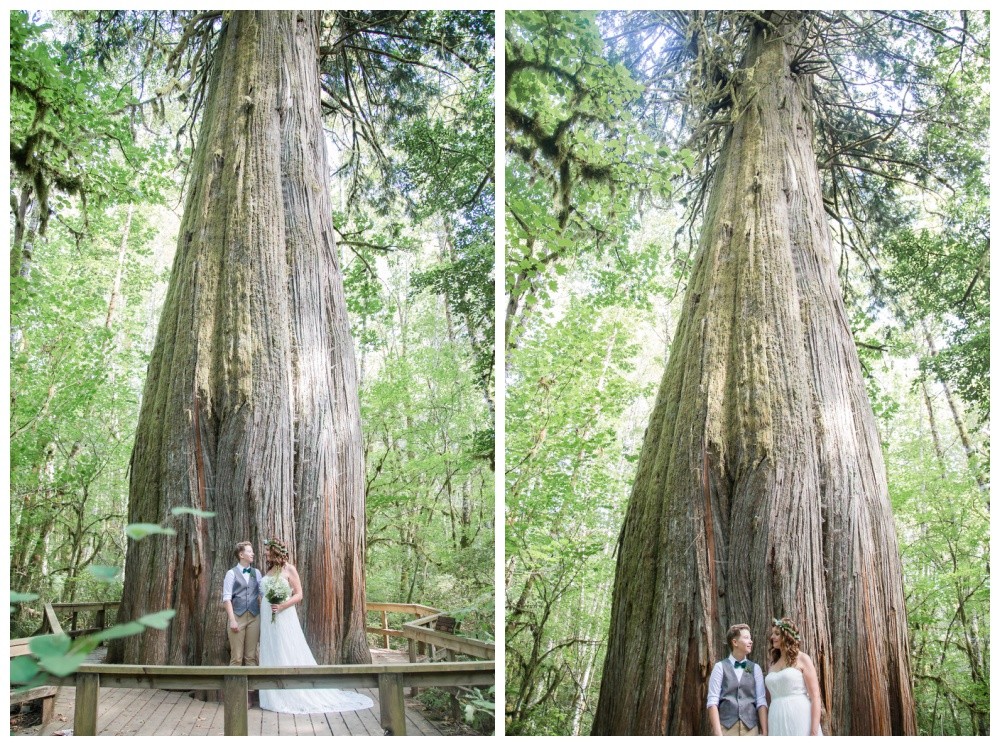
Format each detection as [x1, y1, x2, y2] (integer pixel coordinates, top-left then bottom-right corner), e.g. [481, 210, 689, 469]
[8, 7, 495, 710]
[505, 10, 988, 736]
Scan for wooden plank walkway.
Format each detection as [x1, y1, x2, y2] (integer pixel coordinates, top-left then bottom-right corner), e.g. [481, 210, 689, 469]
[32, 648, 450, 737]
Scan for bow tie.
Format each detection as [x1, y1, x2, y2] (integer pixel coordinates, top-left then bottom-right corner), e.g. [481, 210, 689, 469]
[242, 568, 253, 574]
[734, 660, 748, 669]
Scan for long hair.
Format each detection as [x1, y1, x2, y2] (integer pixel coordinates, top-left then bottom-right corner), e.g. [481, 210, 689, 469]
[770, 617, 801, 667]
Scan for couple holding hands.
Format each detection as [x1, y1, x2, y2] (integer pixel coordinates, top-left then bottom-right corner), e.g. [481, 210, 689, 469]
[707, 619, 822, 737]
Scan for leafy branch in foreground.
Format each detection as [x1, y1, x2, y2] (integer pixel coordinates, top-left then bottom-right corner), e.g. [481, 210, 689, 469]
[10, 507, 215, 689]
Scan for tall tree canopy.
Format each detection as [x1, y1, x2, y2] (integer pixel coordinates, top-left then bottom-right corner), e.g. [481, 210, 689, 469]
[505, 9, 987, 736]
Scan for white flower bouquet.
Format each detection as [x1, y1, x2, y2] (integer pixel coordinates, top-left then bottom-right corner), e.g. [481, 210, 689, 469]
[262, 575, 291, 623]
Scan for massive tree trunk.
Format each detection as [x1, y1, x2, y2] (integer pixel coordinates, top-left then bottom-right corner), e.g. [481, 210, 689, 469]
[592, 16, 914, 735]
[110, 10, 370, 666]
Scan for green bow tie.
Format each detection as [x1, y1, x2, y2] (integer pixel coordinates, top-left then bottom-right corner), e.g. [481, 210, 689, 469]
[734, 660, 747, 669]
[242, 568, 253, 574]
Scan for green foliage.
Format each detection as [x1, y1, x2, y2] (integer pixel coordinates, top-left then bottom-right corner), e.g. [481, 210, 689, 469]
[504, 9, 989, 736]
[505, 11, 682, 348]
[463, 685, 496, 734]
[506, 281, 663, 733]
[9, 11, 171, 233]
[170, 506, 217, 518]
[10, 608, 178, 686]
[124, 523, 177, 540]
[348, 242, 494, 642]
[320, 12, 496, 635]
[9, 204, 160, 625]
[882, 372, 989, 735]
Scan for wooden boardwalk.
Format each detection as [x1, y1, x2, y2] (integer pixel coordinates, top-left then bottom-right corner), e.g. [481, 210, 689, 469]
[33, 649, 449, 737]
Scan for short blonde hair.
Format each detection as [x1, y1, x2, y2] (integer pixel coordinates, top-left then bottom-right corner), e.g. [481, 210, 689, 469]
[727, 623, 751, 650]
[234, 541, 252, 561]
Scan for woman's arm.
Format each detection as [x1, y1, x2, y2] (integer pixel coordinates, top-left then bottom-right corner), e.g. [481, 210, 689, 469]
[799, 653, 822, 736]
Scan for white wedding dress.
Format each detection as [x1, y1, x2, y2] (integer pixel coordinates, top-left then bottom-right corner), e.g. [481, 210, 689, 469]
[765, 667, 822, 736]
[258, 581, 373, 714]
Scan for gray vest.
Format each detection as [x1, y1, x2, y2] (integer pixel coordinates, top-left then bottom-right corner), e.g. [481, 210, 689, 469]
[717, 660, 759, 729]
[229, 566, 260, 616]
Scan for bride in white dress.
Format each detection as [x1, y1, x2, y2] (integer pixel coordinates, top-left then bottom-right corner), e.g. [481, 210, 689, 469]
[765, 617, 823, 736]
[258, 539, 373, 714]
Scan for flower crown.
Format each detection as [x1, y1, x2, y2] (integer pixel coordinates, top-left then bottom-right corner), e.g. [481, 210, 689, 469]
[264, 538, 289, 558]
[773, 617, 801, 641]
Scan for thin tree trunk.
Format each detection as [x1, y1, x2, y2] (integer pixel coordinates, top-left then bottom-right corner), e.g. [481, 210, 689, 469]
[921, 376, 947, 471]
[593, 15, 914, 735]
[111, 11, 369, 666]
[11, 185, 39, 352]
[105, 203, 135, 330]
[10, 183, 35, 281]
[920, 324, 987, 499]
[569, 574, 611, 736]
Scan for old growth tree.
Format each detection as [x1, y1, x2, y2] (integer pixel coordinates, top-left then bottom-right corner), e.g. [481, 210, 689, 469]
[586, 11, 978, 735]
[110, 10, 384, 666]
[107, 10, 368, 665]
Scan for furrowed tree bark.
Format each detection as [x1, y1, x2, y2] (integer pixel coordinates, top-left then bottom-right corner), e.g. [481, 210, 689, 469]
[592, 15, 915, 735]
[110, 10, 370, 666]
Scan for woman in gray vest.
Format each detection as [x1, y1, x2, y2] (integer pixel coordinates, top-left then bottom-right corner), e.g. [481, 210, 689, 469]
[706, 623, 769, 735]
[221, 541, 262, 666]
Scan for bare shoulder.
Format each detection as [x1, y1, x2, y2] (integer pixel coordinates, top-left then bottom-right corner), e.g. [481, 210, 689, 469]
[797, 652, 816, 671]
[284, 563, 300, 578]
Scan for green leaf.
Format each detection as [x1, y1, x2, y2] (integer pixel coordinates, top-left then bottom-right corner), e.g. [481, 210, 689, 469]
[38, 652, 89, 677]
[11, 590, 40, 612]
[29, 634, 72, 658]
[87, 565, 122, 582]
[93, 621, 145, 642]
[170, 506, 217, 518]
[10, 655, 41, 684]
[137, 609, 176, 630]
[125, 523, 177, 540]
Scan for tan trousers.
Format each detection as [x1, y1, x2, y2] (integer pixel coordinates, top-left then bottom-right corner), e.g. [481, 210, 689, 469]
[722, 721, 759, 736]
[228, 610, 260, 666]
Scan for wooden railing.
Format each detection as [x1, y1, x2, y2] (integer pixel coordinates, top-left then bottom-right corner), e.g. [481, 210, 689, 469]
[59, 661, 495, 736]
[16, 599, 495, 734]
[19, 601, 119, 644]
[403, 611, 495, 661]
[365, 601, 440, 649]
[49, 601, 119, 637]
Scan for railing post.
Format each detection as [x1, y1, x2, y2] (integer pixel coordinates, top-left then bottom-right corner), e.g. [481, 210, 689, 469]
[223, 675, 249, 736]
[378, 672, 407, 736]
[381, 610, 390, 649]
[96, 606, 106, 633]
[74, 672, 99, 736]
[447, 650, 461, 721]
[408, 639, 419, 696]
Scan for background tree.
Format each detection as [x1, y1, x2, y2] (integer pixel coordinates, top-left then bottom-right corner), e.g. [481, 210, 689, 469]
[109, 9, 378, 666]
[9, 10, 171, 635]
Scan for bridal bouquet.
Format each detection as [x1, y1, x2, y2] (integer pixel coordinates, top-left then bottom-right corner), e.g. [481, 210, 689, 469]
[262, 575, 291, 624]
